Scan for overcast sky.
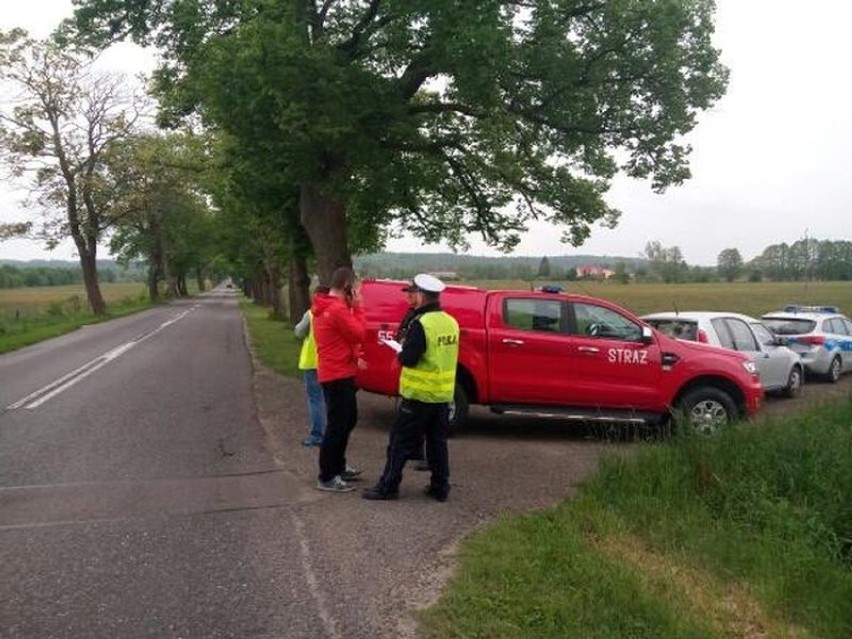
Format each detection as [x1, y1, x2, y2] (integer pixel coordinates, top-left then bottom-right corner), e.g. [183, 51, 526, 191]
[1, 0, 850, 266]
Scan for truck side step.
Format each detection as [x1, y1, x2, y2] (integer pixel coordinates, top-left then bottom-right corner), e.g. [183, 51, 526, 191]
[489, 405, 662, 424]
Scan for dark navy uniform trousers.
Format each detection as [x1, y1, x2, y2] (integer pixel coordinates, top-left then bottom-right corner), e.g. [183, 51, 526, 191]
[377, 398, 450, 496]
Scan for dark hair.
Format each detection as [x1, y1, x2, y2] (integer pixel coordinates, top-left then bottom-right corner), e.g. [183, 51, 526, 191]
[422, 291, 440, 303]
[314, 285, 330, 295]
[330, 267, 355, 290]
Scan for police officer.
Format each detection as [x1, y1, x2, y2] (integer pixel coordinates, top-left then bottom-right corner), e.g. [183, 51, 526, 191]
[396, 282, 430, 471]
[362, 273, 459, 501]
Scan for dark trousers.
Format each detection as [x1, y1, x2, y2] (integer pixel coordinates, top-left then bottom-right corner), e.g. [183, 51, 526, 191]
[378, 399, 450, 495]
[318, 377, 358, 482]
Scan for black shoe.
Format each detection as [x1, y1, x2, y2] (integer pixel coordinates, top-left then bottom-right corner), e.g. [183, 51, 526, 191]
[362, 486, 398, 501]
[424, 485, 449, 502]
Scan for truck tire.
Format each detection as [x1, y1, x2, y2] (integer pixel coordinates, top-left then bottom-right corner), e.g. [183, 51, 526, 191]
[448, 383, 469, 434]
[677, 387, 737, 435]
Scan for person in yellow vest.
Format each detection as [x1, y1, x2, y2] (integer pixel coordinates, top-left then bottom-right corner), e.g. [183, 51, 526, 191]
[294, 286, 329, 447]
[363, 274, 459, 501]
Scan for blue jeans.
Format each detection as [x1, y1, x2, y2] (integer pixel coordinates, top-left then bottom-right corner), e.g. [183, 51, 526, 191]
[304, 369, 326, 440]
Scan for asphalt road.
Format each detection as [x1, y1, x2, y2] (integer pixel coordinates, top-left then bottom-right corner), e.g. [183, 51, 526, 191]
[3, 289, 847, 638]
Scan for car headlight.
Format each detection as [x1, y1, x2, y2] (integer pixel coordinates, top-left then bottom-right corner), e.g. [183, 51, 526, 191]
[742, 361, 758, 375]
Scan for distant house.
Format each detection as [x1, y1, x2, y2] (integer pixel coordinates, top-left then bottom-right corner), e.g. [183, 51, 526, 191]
[575, 264, 614, 279]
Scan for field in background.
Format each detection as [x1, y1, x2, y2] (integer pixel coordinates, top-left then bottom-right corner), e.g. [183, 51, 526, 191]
[0, 283, 147, 319]
[458, 280, 852, 317]
[0, 283, 151, 354]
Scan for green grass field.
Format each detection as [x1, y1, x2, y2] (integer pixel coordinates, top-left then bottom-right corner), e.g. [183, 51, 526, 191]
[0, 283, 151, 354]
[461, 279, 852, 318]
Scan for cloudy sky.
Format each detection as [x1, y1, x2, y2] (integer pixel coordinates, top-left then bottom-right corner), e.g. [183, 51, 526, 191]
[1, 0, 850, 266]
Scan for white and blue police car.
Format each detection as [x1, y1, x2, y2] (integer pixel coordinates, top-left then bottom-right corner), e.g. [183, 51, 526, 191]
[761, 305, 852, 383]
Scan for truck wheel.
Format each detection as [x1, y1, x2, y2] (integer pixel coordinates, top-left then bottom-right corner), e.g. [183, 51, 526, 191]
[677, 387, 737, 435]
[825, 356, 842, 383]
[782, 365, 803, 398]
[448, 383, 469, 434]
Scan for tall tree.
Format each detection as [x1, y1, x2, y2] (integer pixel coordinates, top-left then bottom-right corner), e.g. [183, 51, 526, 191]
[0, 29, 142, 313]
[70, 1, 728, 280]
[716, 247, 743, 282]
[645, 240, 687, 283]
[537, 256, 551, 279]
[105, 132, 213, 301]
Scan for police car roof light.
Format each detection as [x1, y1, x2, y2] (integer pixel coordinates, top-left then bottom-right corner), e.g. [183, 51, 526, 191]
[540, 285, 564, 294]
[783, 304, 839, 314]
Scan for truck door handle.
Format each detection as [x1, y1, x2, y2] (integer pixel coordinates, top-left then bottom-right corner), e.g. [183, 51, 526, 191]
[502, 338, 525, 346]
[577, 346, 600, 354]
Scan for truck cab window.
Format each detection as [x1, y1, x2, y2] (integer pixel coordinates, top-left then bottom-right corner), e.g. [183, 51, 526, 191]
[503, 299, 563, 333]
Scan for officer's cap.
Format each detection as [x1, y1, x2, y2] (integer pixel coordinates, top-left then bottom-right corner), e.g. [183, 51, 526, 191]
[406, 273, 446, 294]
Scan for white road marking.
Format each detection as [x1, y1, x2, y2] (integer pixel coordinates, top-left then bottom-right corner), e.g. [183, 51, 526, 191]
[6, 306, 198, 411]
[292, 512, 342, 639]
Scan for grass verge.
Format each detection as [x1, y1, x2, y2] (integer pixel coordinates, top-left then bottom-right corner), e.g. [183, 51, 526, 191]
[238, 298, 302, 378]
[420, 400, 852, 638]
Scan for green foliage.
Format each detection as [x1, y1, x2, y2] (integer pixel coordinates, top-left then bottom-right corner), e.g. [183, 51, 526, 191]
[643, 240, 688, 283]
[717, 247, 744, 282]
[0, 262, 147, 288]
[105, 131, 217, 298]
[70, 0, 729, 255]
[751, 239, 852, 281]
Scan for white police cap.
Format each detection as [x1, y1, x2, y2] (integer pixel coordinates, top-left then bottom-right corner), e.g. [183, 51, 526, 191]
[411, 273, 446, 293]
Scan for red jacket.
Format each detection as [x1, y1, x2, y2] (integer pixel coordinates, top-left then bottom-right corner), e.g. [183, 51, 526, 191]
[312, 293, 366, 383]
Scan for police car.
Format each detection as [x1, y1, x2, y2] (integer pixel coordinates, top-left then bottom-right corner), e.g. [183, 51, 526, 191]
[761, 305, 852, 383]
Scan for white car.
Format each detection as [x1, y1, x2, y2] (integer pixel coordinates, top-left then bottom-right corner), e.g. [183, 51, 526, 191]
[641, 311, 804, 397]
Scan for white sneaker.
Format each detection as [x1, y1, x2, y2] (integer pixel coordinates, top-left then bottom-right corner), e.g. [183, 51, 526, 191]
[316, 476, 356, 492]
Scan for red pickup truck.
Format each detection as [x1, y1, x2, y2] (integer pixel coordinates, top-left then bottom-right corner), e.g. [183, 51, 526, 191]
[355, 280, 763, 432]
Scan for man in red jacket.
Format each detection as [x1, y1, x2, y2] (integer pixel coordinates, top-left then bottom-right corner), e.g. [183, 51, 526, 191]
[312, 267, 366, 492]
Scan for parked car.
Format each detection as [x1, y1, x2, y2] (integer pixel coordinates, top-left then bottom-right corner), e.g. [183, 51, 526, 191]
[356, 280, 764, 434]
[641, 311, 804, 397]
[761, 305, 852, 383]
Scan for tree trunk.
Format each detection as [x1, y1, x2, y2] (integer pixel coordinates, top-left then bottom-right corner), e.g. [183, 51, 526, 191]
[79, 249, 106, 315]
[288, 253, 311, 325]
[177, 276, 188, 297]
[299, 182, 351, 285]
[162, 253, 178, 298]
[264, 261, 285, 319]
[147, 264, 160, 303]
[195, 267, 205, 292]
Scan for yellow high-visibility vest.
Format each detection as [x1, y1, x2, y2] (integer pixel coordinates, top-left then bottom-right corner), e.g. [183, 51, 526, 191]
[298, 312, 319, 370]
[399, 311, 459, 403]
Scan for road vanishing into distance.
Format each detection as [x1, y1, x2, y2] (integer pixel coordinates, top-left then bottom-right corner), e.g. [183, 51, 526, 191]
[3, 288, 846, 638]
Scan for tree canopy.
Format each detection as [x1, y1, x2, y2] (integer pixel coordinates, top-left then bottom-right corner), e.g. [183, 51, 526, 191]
[69, 0, 729, 284]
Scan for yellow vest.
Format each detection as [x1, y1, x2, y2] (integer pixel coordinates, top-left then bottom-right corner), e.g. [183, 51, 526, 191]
[399, 311, 459, 403]
[298, 312, 318, 370]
